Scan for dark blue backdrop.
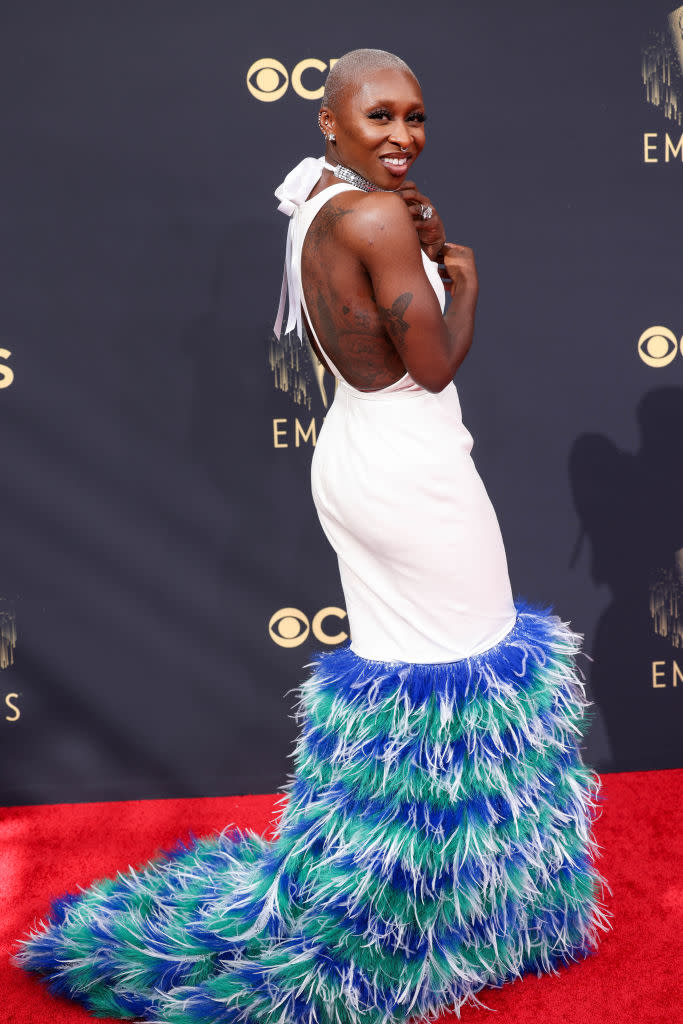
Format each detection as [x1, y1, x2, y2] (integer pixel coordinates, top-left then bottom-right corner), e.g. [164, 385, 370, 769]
[1, 1, 681, 804]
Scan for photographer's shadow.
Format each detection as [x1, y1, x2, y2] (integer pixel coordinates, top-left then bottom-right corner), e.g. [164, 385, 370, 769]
[569, 387, 683, 771]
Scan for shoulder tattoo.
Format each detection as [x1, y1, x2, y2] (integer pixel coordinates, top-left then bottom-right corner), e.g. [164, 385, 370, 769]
[308, 201, 353, 256]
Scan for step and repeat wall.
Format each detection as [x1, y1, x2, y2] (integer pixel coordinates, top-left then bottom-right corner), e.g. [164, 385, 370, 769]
[1, 1, 681, 805]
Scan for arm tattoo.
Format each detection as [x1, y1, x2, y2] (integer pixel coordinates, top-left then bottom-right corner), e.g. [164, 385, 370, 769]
[377, 292, 413, 352]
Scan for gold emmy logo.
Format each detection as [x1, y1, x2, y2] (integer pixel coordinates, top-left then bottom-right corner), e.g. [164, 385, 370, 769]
[1, 599, 19, 722]
[668, 5, 683, 80]
[642, 131, 683, 162]
[642, 7, 683, 128]
[269, 606, 348, 647]
[0, 600, 16, 668]
[651, 660, 682, 687]
[247, 58, 338, 102]
[0, 347, 14, 389]
[637, 326, 682, 366]
[273, 416, 318, 448]
[270, 334, 338, 447]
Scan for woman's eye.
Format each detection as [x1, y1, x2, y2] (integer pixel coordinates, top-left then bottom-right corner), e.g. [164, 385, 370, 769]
[368, 110, 427, 123]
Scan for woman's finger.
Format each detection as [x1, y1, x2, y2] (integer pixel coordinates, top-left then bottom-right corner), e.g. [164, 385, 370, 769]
[397, 184, 426, 203]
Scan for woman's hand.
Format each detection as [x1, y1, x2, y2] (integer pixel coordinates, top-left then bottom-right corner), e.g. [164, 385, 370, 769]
[396, 180, 446, 262]
[437, 241, 479, 299]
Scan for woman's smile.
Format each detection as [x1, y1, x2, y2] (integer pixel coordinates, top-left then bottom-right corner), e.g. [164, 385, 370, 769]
[378, 152, 412, 176]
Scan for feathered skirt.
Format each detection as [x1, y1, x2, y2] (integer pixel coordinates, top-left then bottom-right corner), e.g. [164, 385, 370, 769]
[14, 597, 612, 1023]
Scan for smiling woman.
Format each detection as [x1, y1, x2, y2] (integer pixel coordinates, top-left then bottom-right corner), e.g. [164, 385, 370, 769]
[319, 52, 427, 179]
[15, 46, 612, 1024]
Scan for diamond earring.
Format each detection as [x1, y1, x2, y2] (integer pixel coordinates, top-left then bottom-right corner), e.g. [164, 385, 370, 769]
[318, 111, 335, 143]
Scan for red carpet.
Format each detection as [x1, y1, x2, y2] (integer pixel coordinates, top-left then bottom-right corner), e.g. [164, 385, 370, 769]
[2, 769, 681, 1024]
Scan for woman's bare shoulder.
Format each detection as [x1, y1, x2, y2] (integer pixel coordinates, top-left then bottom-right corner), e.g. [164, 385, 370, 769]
[333, 189, 419, 253]
[333, 187, 411, 220]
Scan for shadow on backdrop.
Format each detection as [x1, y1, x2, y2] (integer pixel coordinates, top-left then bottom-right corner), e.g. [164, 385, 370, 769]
[569, 387, 683, 771]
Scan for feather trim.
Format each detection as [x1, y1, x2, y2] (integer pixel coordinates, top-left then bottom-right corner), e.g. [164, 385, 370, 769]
[13, 597, 613, 1022]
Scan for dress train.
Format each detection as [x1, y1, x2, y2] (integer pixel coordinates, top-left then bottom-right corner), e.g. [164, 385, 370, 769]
[14, 597, 613, 1023]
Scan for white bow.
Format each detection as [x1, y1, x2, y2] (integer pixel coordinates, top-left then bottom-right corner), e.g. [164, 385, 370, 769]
[273, 155, 327, 341]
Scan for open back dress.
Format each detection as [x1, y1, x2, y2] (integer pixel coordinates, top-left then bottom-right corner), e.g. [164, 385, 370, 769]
[14, 155, 612, 1024]
[298, 180, 518, 664]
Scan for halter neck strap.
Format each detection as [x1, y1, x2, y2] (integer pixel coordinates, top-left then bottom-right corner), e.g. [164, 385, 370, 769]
[273, 156, 327, 339]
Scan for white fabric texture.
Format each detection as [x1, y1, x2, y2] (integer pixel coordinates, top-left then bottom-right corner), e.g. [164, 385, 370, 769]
[284, 174, 517, 663]
[273, 155, 328, 341]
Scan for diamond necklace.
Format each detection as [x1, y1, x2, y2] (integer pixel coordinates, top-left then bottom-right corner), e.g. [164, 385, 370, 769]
[323, 159, 402, 193]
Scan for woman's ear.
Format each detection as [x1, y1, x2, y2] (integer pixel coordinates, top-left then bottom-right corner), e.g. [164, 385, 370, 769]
[318, 105, 336, 142]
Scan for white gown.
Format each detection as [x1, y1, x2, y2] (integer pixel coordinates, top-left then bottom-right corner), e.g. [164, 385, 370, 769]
[14, 159, 612, 1024]
[293, 182, 518, 663]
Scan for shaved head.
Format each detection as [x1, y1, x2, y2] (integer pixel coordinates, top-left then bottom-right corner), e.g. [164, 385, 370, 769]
[322, 48, 417, 111]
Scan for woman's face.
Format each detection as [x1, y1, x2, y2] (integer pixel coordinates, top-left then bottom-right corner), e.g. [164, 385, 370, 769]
[323, 68, 427, 188]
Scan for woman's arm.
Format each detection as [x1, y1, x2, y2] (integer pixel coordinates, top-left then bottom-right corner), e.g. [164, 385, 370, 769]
[341, 192, 478, 393]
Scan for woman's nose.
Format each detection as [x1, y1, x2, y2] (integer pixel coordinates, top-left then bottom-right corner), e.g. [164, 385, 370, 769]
[387, 125, 412, 148]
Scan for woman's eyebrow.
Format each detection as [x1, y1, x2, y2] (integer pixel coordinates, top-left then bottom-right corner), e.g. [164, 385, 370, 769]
[363, 98, 425, 109]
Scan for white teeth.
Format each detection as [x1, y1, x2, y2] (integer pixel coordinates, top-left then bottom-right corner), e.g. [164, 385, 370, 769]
[381, 157, 408, 166]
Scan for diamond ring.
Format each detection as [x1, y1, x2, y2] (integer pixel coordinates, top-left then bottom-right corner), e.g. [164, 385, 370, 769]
[420, 204, 433, 221]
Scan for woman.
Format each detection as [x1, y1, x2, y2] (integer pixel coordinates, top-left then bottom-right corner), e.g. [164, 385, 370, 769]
[15, 48, 612, 1023]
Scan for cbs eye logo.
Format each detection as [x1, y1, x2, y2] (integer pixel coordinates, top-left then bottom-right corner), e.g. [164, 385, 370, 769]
[637, 326, 683, 367]
[269, 606, 347, 647]
[247, 58, 338, 102]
